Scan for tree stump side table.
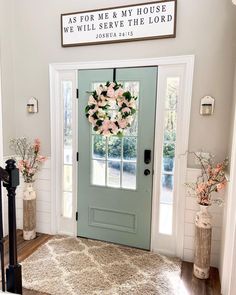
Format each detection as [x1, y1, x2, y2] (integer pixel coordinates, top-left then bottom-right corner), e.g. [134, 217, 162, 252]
[193, 205, 212, 279]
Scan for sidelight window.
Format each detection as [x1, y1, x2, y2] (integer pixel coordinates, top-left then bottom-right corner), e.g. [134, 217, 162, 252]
[62, 81, 73, 218]
[159, 77, 179, 235]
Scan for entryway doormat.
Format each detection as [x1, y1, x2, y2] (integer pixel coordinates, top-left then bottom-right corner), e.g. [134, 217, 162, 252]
[22, 236, 181, 295]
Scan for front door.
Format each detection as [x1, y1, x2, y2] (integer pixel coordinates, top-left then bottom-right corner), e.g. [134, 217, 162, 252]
[77, 67, 157, 250]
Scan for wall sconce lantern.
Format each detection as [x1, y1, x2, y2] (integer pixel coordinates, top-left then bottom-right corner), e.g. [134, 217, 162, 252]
[200, 96, 215, 116]
[27, 97, 38, 113]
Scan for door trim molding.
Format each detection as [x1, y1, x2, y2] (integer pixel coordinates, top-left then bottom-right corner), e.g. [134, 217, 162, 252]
[49, 55, 195, 258]
[221, 66, 236, 295]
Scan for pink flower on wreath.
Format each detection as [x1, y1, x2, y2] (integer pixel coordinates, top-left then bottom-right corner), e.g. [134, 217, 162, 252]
[109, 82, 115, 88]
[109, 121, 118, 134]
[88, 95, 97, 105]
[98, 100, 107, 107]
[107, 86, 115, 98]
[88, 105, 98, 116]
[117, 98, 125, 107]
[126, 116, 133, 124]
[115, 88, 124, 98]
[122, 107, 131, 114]
[88, 116, 97, 125]
[118, 119, 128, 129]
[127, 99, 136, 108]
[96, 87, 102, 96]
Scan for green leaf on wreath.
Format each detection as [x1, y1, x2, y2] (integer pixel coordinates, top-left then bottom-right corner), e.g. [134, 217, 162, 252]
[117, 131, 123, 138]
[123, 91, 131, 101]
[96, 120, 103, 126]
[85, 105, 90, 113]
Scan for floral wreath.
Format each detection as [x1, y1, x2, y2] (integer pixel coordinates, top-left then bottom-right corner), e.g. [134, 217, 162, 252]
[85, 81, 137, 137]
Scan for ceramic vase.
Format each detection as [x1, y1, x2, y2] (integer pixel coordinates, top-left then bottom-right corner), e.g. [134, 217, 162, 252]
[193, 204, 212, 279]
[23, 182, 36, 240]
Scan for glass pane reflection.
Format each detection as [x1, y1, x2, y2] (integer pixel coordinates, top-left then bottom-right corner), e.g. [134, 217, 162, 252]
[123, 137, 137, 160]
[108, 137, 122, 160]
[63, 192, 73, 218]
[92, 135, 106, 159]
[122, 162, 136, 190]
[107, 161, 121, 188]
[92, 160, 106, 186]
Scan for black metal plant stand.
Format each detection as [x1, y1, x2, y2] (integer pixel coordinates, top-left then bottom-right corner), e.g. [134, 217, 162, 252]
[0, 159, 22, 294]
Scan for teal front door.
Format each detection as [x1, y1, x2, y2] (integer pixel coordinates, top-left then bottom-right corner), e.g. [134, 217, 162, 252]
[77, 67, 158, 250]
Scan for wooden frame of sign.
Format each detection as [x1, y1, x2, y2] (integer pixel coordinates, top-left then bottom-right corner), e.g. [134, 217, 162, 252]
[61, 0, 177, 47]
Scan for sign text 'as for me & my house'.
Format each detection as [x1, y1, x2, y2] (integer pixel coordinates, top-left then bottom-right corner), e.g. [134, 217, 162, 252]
[61, 0, 177, 46]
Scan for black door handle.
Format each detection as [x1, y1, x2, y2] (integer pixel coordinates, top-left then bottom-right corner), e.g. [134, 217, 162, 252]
[144, 169, 151, 176]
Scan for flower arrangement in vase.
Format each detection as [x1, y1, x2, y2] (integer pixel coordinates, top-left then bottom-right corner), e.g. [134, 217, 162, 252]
[10, 137, 47, 240]
[186, 152, 228, 206]
[186, 152, 228, 279]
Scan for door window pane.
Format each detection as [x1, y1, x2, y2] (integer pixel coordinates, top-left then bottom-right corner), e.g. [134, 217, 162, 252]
[92, 160, 106, 186]
[165, 78, 179, 110]
[164, 111, 177, 132]
[163, 142, 175, 160]
[64, 165, 72, 191]
[162, 157, 174, 173]
[160, 175, 174, 203]
[123, 137, 137, 161]
[159, 204, 173, 235]
[107, 161, 121, 188]
[92, 135, 106, 159]
[122, 163, 137, 190]
[108, 137, 122, 160]
[63, 192, 73, 219]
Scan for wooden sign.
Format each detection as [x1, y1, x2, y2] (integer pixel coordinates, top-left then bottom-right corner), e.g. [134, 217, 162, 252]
[61, 0, 177, 47]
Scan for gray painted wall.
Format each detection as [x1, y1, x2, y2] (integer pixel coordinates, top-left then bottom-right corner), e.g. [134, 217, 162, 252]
[1, 0, 236, 166]
[0, 0, 16, 155]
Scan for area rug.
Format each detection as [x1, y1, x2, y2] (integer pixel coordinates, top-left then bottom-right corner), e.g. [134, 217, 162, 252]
[22, 236, 181, 295]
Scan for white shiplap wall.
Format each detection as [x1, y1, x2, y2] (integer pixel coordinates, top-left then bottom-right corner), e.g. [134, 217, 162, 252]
[2, 160, 223, 267]
[3, 157, 51, 235]
[184, 168, 223, 267]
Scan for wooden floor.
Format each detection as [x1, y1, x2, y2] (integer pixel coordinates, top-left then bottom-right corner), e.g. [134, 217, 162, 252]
[3, 230, 221, 295]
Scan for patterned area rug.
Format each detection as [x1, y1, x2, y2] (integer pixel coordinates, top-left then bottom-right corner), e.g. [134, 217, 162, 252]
[22, 236, 181, 295]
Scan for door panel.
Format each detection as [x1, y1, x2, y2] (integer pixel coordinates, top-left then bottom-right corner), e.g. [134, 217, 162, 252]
[77, 67, 157, 249]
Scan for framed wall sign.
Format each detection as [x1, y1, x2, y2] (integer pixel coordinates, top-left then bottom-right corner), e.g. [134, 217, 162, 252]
[61, 0, 177, 47]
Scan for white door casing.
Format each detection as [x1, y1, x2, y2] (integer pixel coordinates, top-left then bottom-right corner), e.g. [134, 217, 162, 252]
[49, 55, 194, 258]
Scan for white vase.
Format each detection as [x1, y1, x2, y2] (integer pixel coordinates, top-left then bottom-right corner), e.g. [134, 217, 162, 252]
[23, 182, 36, 240]
[193, 204, 212, 279]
